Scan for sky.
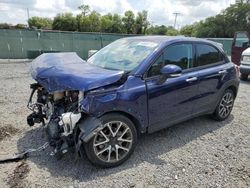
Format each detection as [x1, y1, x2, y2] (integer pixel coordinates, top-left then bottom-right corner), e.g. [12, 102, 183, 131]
[0, 0, 236, 28]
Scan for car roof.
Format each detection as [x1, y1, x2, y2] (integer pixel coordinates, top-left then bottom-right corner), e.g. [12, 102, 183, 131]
[123, 35, 222, 49]
[126, 36, 226, 75]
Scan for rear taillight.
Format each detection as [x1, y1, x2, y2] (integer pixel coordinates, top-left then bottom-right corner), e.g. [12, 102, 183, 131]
[235, 65, 240, 77]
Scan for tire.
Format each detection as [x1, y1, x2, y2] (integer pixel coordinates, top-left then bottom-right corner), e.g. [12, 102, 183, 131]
[212, 89, 235, 121]
[240, 73, 248, 81]
[83, 113, 137, 167]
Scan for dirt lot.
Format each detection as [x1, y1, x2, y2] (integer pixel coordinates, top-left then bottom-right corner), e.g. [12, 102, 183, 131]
[0, 62, 249, 188]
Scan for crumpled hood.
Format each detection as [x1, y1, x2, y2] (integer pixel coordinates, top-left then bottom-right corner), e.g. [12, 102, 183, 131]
[31, 52, 124, 93]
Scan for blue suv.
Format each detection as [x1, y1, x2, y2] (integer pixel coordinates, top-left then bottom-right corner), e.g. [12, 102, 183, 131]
[27, 36, 239, 167]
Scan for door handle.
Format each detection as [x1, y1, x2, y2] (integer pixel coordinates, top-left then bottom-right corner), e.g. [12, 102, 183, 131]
[186, 77, 198, 82]
[218, 70, 227, 75]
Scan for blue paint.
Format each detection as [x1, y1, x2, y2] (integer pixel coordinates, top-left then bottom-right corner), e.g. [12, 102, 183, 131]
[160, 64, 182, 75]
[31, 36, 239, 134]
[31, 52, 124, 93]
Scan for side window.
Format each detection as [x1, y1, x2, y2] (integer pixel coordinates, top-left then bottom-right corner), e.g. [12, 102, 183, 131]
[196, 44, 224, 67]
[147, 44, 193, 77]
[163, 44, 193, 70]
[234, 33, 249, 48]
[147, 54, 164, 77]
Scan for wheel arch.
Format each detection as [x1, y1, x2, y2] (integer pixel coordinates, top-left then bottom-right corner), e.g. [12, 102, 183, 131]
[225, 85, 238, 98]
[220, 78, 239, 99]
[75, 110, 145, 145]
[211, 80, 239, 114]
[100, 111, 144, 135]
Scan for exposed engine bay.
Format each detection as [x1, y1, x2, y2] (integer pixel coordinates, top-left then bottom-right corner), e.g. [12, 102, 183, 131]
[27, 83, 83, 158]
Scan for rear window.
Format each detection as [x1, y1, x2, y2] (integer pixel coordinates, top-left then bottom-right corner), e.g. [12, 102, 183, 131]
[196, 44, 224, 67]
[235, 33, 249, 48]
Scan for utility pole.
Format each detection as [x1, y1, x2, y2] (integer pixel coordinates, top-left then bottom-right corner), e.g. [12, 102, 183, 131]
[173, 12, 181, 29]
[27, 8, 30, 21]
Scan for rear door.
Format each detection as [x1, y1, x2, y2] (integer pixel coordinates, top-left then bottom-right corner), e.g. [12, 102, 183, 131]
[231, 31, 250, 65]
[194, 43, 229, 114]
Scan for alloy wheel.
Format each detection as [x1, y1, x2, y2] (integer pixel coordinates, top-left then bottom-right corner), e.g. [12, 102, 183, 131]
[93, 121, 133, 163]
[218, 92, 234, 118]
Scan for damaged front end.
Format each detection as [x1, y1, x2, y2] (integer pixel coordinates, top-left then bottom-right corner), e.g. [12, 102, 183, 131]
[26, 52, 126, 159]
[27, 83, 84, 158]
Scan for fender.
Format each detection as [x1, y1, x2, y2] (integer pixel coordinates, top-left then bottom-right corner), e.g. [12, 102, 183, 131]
[79, 76, 148, 134]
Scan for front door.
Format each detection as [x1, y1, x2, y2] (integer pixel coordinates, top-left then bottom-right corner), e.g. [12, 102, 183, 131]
[145, 43, 200, 133]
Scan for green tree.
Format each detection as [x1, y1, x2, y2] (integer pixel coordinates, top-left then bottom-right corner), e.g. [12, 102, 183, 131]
[76, 14, 91, 32]
[122, 10, 135, 34]
[100, 13, 113, 33]
[146, 25, 168, 35]
[88, 11, 101, 32]
[180, 24, 197, 36]
[194, 15, 226, 38]
[165, 26, 179, 36]
[112, 14, 124, 33]
[236, 0, 250, 3]
[78, 4, 90, 16]
[52, 13, 77, 31]
[223, 3, 250, 37]
[28, 17, 52, 29]
[135, 10, 150, 34]
[0, 23, 11, 29]
[76, 11, 101, 32]
[182, 3, 250, 38]
[15, 24, 27, 29]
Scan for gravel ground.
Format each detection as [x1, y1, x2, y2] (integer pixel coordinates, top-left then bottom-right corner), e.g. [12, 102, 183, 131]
[0, 62, 249, 188]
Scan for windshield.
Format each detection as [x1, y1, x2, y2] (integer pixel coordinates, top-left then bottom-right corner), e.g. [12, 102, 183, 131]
[87, 38, 160, 72]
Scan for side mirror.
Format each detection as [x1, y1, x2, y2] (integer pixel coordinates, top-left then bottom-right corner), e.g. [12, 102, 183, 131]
[161, 64, 182, 77]
[157, 64, 182, 84]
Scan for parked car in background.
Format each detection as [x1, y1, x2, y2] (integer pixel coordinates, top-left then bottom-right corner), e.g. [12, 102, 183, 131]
[240, 47, 250, 80]
[27, 36, 239, 167]
[231, 31, 250, 65]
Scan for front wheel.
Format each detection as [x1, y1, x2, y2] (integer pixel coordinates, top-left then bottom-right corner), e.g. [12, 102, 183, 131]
[83, 113, 137, 167]
[212, 89, 235, 121]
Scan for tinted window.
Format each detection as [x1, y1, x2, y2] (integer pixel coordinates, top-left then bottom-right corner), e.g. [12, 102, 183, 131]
[196, 44, 224, 67]
[235, 33, 249, 47]
[163, 44, 193, 69]
[147, 44, 193, 77]
[147, 54, 164, 77]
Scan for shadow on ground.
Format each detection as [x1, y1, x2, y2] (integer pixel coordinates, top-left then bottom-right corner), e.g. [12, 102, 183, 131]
[240, 79, 250, 85]
[17, 114, 234, 182]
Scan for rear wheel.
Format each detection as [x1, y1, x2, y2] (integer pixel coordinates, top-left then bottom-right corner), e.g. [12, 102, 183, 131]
[83, 113, 137, 167]
[240, 73, 248, 81]
[212, 89, 235, 121]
